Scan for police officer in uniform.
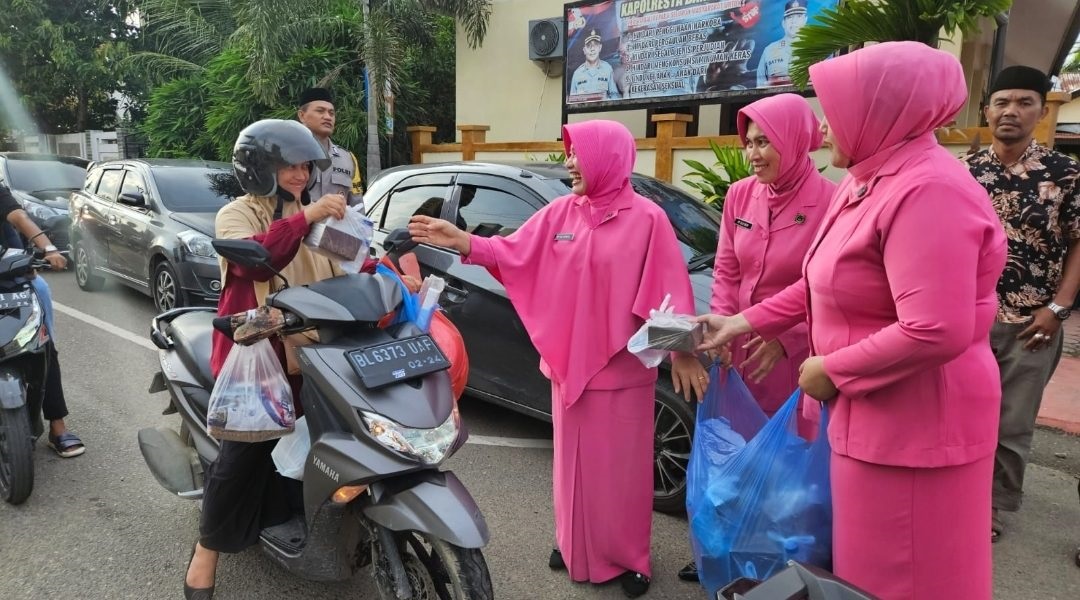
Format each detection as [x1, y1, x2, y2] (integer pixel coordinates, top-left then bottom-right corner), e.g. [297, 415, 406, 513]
[296, 87, 364, 208]
[569, 29, 620, 100]
[756, 0, 808, 88]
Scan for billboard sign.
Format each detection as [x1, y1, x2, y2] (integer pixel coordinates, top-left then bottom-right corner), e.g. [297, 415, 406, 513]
[563, 0, 838, 108]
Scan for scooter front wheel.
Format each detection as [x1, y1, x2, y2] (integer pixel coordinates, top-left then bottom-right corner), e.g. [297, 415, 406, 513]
[373, 531, 493, 600]
[0, 405, 34, 505]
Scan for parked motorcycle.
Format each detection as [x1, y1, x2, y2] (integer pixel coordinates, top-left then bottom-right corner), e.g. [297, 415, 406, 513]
[0, 249, 66, 505]
[138, 229, 493, 599]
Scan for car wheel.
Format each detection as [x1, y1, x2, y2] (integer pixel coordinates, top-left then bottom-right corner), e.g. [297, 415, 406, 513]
[152, 261, 187, 312]
[653, 378, 695, 513]
[73, 241, 104, 291]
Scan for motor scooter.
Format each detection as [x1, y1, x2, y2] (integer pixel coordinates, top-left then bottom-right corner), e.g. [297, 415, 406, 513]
[138, 230, 492, 599]
[0, 247, 67, 505]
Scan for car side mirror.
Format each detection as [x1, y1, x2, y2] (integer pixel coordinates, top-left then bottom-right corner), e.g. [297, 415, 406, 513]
[383, 227, 418, 254]
[119, 191, 146, 207]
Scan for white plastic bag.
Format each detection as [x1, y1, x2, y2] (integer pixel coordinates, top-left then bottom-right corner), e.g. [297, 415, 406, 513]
[206, 338, 295, 442]
[628, 294, 703, 367]
[304, 205, 374, 273]
[271, 416, 310, 480]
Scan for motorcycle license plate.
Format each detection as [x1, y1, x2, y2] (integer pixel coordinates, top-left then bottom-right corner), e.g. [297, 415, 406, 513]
[0, 290, 33, 310]
[345, 334, 450, 389]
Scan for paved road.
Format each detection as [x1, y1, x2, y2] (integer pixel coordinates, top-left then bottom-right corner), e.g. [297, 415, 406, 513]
[0, 272, 1078, 599]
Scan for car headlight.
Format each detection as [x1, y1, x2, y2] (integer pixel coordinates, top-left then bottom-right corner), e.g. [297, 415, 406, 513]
[20, 200, 62, 222]
[177, 230, 217, 258]
[2, 293, 42, 356]
[360, 407, 460, 465]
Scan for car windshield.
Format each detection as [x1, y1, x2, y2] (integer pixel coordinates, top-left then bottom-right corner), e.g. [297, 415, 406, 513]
[6, 158, 87, 192]
[152, 167, 243, 212]
[552, 176, 721, 262]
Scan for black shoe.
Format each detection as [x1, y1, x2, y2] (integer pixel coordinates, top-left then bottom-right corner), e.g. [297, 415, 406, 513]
[619, 571, 650, 598]
[548, 548, 565, 570]
[184, 542, 215, 600]
[677, 560, 699, 582]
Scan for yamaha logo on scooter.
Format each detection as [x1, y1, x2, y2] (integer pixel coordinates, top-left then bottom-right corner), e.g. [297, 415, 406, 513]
[312, 455, 339, 483]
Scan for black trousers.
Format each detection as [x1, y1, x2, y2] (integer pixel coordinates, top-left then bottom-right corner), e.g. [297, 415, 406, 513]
[41, 341, 68, 422]
[198, 440, 295, 553]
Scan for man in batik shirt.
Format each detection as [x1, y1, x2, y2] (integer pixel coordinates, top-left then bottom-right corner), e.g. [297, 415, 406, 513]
[966, 65, 1080, 543]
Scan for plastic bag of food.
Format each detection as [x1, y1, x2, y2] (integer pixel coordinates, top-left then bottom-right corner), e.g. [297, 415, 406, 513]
[628, 294, 703, 367]
[206, 338, 295, 442]
[304, 206, 374, 273]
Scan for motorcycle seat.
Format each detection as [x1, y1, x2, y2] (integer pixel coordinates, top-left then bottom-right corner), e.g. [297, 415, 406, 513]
[167, 311, 216, 391]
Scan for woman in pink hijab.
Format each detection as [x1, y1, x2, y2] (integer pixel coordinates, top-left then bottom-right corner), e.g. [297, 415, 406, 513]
[697, 42, 1007, 599]
[409, 119, 708, 597]
[679, 93, 836, 584]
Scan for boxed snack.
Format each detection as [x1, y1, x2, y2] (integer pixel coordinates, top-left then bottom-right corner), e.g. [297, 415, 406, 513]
[647, 318, 704, 353]
[304, 208, 374, 272]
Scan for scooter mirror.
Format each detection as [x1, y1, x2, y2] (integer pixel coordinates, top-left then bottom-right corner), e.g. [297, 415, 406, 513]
[213, 238, 271, 267]
[383, 228, 418, 254]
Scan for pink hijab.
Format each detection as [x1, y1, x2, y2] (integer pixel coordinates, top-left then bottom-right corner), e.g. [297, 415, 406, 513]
[736, 93, 824, 208]
[809, 41, 967, 176]
[465, 120, 694, 408]
[562, 119, 637, 218]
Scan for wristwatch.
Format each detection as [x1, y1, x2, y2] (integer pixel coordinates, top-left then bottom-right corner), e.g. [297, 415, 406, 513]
[1047, 302, 1072, 320]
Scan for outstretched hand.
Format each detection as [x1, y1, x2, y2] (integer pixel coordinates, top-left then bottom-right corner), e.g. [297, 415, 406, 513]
[695, 313, 752, 352]
[409, 215, 471, 255]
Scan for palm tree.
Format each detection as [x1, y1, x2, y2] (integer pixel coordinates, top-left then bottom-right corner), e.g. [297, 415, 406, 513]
[788, 0, 1013, 88]
[131, 0, 492, 176]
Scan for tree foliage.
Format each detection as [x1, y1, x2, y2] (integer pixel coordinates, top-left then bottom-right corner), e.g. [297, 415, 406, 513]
[789, 0, 1013, 88]
[0, 0, 142, 133]
[133, 0, 489, 168]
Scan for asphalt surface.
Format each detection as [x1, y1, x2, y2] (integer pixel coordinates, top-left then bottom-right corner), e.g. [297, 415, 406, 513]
[0, 271, 1077, 599]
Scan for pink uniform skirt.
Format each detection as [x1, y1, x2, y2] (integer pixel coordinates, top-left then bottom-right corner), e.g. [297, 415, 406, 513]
[831, 452, 993, 600]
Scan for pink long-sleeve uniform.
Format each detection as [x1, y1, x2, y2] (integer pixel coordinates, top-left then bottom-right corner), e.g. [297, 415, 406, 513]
[711, 93, 835, 431]
[743, 42, 1007, 599]
[464, 120, 694, 584]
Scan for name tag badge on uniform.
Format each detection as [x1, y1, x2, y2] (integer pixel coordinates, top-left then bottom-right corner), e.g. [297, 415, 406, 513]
[554, 233, 575, 242]
[734, 218, 753, 230]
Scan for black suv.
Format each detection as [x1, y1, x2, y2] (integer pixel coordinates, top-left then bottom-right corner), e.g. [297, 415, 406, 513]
[70, 159, 242, 311]
[0, 152, 90, 250]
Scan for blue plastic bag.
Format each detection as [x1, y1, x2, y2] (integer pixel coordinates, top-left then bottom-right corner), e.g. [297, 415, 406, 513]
[688, 382, 831, 597]
[376, 263, 420, 325]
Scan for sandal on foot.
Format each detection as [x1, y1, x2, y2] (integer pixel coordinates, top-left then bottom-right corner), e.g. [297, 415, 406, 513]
[47, 432, 85, 458]
[991, 508, 1003, 544]
[548, 548, 565, 570]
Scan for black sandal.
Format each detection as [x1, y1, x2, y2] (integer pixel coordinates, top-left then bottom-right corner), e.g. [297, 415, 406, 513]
[47, 431, 85, 458]
[991, 508, 1004, 544]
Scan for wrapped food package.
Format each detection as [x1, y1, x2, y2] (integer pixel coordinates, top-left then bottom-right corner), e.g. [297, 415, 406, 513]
[304, 209, 374, 272]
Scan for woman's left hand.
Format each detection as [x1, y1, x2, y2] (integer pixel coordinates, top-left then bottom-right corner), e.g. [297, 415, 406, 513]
[672, 353, 708, 403]
[798, 356, 838, 401]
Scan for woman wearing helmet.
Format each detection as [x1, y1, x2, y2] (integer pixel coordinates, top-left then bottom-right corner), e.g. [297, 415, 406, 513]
[184, 119, 349, 599]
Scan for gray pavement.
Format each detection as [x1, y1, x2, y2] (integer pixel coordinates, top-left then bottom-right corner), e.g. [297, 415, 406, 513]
[0, 272, 1077, 599]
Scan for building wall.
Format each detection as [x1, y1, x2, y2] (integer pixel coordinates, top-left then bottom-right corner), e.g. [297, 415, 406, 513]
[1059, 97, 1080, 124]
[457, 2, 990, 145]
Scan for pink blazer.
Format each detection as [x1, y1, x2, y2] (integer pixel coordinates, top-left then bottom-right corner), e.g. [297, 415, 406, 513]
[744, 133, 1006, 468]
[712, 174, 834, 412]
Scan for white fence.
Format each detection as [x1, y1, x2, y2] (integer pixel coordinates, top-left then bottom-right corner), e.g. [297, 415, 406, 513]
[17, 130, 121, 161]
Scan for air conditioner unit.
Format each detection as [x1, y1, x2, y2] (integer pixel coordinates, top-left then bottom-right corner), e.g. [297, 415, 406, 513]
[528, 18, 564, 61]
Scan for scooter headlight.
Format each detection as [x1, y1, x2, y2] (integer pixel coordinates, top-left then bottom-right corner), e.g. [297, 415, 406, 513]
[360, 407, 460, 465]
[2, 293, 42, 355]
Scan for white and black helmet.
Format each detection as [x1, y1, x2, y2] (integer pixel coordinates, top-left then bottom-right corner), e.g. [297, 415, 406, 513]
[231, 119, 331, 196]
